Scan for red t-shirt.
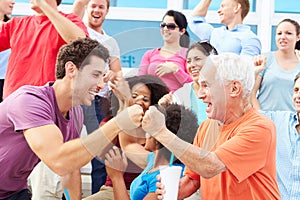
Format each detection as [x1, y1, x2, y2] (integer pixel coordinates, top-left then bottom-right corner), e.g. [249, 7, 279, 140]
[0, 12, 88, 98]
[185, 109, 281, 200]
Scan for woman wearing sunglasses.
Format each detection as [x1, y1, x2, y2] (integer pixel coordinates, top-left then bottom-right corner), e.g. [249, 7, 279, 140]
[138, 10, 192, 92]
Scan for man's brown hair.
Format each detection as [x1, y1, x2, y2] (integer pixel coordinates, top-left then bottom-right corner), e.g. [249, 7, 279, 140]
[235, 0, 250, 20]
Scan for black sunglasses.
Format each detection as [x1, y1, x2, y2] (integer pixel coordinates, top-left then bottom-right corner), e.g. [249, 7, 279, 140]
[160, 23, 179, 30]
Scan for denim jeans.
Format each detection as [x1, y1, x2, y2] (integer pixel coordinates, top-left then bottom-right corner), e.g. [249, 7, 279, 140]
[5, 189, 31, 200]
[82, 95, 111, 194]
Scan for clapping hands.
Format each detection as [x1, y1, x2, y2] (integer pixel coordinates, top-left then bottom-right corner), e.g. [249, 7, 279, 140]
[109, 77, 132, 112]
[158, 93, 173, 106]
[155, 62, 179, 77]
[109, 77, 131, 102]
[103, 70, 120, 83]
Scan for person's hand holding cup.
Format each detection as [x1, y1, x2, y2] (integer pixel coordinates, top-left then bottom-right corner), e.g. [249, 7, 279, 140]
[158, 165, 182, 200]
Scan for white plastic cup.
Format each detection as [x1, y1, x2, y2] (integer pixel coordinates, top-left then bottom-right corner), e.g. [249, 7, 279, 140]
[159, 165, 182, 200]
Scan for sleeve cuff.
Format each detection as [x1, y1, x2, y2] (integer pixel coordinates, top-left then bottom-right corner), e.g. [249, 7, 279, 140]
[192, 15, 206, 23]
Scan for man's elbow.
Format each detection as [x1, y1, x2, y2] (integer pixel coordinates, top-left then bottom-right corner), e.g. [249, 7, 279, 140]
[50, 161, 71, 176]
[201, 167, 218, 179]
[201, 164, 226, 179]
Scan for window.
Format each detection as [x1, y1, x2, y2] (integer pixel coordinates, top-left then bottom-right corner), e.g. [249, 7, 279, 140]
[14, 0, 74, 3]
[113, 0, 167, 9]
[275, 0, 300, 13]
[104, 20, 163, 68]
[61, 0, 74, 5]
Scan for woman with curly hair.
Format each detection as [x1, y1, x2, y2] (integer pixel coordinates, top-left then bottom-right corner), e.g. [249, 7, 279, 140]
[84, 75, 169, 200]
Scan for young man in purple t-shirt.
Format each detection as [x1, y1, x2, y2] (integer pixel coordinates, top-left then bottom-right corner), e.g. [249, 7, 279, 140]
[0, 38, 143, 200]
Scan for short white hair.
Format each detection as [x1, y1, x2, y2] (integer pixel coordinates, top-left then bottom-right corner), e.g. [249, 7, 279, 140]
[207, 53, 255, 98]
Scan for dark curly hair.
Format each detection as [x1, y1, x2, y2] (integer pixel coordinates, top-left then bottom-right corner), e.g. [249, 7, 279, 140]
[55, 38, 109, 79]
[157, 103, 198, 164]
[127, 75, 169, 105]
[111, 75, 170, 116]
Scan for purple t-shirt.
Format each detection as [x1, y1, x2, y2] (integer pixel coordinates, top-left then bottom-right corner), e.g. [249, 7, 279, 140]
[0, 83, 83, 199]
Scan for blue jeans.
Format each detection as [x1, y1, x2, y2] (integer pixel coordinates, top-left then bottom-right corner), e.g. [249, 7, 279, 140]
[82, 95, 111, 194]
[5, 189, 31, 200]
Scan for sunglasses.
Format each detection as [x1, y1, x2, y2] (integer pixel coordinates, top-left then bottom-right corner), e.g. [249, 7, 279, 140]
[160, 23, 179, 30]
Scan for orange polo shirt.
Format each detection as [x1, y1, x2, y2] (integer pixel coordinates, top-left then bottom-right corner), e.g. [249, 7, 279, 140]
[185, 108, 281, 200]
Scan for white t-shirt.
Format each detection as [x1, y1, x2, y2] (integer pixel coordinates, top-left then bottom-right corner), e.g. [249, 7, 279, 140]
[87, 26, 121, 97]
[87, 26, 120, 58]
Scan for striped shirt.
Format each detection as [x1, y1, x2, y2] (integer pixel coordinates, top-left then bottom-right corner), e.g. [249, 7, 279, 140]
[262, 110, 300, 199]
